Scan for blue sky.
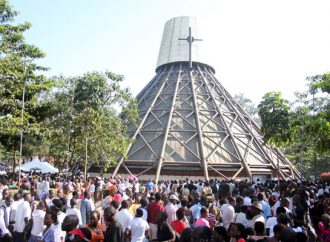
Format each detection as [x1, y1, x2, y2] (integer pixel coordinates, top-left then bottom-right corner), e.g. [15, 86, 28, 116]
[11, 0, 330, 104]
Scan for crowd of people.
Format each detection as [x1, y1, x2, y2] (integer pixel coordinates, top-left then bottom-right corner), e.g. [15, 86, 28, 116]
[0, 173, 330, 242]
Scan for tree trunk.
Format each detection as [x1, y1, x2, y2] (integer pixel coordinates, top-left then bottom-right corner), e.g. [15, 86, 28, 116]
[13, 147, 16, 172]
[84, 137, 88, 182]
[313, 151, 317, 180]
[69, 142, 76, 167]
[66, 157, 69, 179]
[276, 148, 280, 185]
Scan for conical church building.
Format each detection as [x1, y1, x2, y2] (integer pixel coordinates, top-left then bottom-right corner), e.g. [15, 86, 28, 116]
[112, 16, 300, 182]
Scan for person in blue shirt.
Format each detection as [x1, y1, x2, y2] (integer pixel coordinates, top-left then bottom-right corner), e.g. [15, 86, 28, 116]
[257, 193, 272, 219]
[146, 180, 154, 194]
[190, 195, 208, 226]
[41, 211, 60, 242]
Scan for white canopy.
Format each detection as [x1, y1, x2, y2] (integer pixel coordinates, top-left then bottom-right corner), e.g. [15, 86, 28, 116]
[15, 156, 59, 174]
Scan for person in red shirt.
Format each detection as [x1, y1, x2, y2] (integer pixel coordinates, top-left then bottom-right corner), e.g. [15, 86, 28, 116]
[171, 208, 187, 238]
[318, 214, 330, 242]
[147, 192, 164, 240]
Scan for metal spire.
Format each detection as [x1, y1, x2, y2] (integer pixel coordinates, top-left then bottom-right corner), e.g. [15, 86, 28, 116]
[179, 27, 202, 71]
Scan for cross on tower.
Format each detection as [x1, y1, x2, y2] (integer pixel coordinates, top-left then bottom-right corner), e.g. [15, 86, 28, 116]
[179, 27, 202, 71]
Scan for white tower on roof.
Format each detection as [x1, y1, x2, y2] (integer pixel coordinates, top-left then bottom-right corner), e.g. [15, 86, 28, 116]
[156, 16, 205, 70]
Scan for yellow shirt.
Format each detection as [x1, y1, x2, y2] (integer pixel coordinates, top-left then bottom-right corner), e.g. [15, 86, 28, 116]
[129, 203, 140, 215]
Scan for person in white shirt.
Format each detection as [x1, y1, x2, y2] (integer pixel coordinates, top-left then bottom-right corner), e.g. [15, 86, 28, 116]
[251, 201, 266, 228]
[29, 201, 46, 241]
[272, 197, 281, 216]
[213, 193, 221, 209]
[274, 197, 292, 216]
[134, 181, 140, 195]
[196, 182, 204, 195]
[9, 193, 21, 233]
[71, 191, 82, 210]
[96, 179, 104, 201]
[190, 200, 202, 223]
[232, 205, 251, 228]
[124, 180, 130, 190]
[271, 191, 280, 201]
[139, 198, 148, 221]
[266, 206, 286, 237]
[317, 186, 325, 197]
[118, 180, 126, 194]
[243, 191, 252, 206]
[0, 196, 13, 240]
[126, 208, 149, 242]
[36, 178, 42, 198]
[159, 181, 166, 193]
[220, 197, 236, 229]
[15, 193, 32, 242]
[66, 198, 83, 226]
[45, 190, 55, 208]
[117, 200, 133, 232]
[122, 188, 132, 201]
[89, 181, 96, 199]
[228, 181, 235, 195]
[52, 198, 67, 242]
[164, 194, 178, 225]
[37, 176, 50, 200]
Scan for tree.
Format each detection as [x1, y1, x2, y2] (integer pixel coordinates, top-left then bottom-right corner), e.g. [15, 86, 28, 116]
[234, 93, 261, 125]
[307, 73, 330, 153]
[44, 71, 138, 179]
[258, 92, 291, 178]
[288, 91, 314, 177]
[270, 74, 330, 178]
[0, 0, 53, 164]
[258, 92, 291, 145]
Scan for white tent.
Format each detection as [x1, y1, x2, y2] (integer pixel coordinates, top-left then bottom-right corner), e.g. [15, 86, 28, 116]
[15, 156, 59, 174]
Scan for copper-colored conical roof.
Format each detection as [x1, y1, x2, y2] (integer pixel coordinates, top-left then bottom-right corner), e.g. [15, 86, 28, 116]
[111, 17, 300, 182]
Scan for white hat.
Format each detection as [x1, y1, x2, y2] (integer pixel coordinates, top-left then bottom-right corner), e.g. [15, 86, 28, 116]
[169, 194, 179, 201]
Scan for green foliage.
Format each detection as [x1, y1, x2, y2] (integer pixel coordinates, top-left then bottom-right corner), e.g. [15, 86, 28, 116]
[258, 92, 291, 147]
[234, 93, 261, 126]
[307, 73, 330, 153]
[0, 0, 53, 160]
[44, 71, 138, 171]
[270, 73, 330, 177]
[311, 73, 330, 93]
[289, 74, 330, 156]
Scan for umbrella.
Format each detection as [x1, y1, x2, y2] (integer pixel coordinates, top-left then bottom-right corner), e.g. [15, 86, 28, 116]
[128, 175, 137, 180]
